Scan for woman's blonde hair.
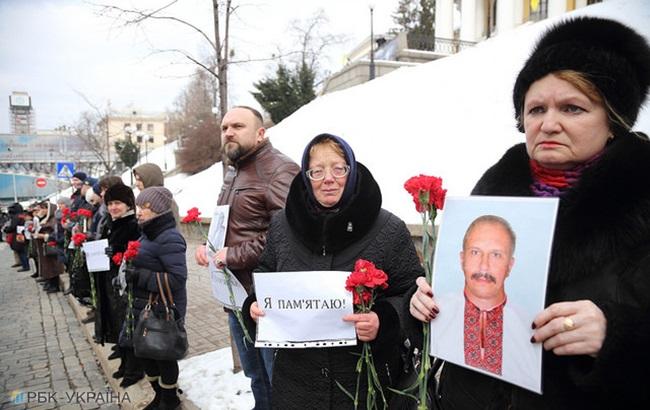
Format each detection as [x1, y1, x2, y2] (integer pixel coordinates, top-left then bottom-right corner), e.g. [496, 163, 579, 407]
[552, 70, 633, 134]
[309, 137, 345, 160]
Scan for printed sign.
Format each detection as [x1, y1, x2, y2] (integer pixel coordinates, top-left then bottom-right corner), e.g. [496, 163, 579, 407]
[253, 271, 356, 348]
[82, 239, 110, 272]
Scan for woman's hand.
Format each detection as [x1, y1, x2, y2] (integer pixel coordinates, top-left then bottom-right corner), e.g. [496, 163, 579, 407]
[532, 300, 607, 358]
[409, 276, 439, 322]
[343, 312, 380, 342]
[250, 301, 265, 323]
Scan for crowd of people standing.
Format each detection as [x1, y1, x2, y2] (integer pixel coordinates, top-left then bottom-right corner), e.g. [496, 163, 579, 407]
[2, 15, 650, 410]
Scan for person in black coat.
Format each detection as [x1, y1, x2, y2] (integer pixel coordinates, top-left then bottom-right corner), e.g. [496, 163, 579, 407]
[96, 184, 143, 388]
[3, 203, 30, 271]
[408, 17, 650, 409]
[129, 186, 187, 410]
[245, 134, 423, 409]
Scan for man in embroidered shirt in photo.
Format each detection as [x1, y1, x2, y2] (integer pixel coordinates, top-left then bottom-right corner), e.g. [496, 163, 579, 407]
[431, 215, 538, 391]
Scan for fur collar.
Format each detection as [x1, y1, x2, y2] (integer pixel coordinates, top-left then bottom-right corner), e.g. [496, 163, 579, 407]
[285, 162, 382, 255]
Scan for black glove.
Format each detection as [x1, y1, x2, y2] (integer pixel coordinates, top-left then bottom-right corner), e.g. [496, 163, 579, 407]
[104, 246, 114, 257]
[125, 266, 139, 284]
[111, 276, 121, 292]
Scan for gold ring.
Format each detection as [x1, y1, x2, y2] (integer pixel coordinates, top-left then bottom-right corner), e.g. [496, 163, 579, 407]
[562, 317, 575, 332]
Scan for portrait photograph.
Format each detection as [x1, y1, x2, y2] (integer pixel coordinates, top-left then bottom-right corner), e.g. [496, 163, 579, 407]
[430, 196, 559, 393]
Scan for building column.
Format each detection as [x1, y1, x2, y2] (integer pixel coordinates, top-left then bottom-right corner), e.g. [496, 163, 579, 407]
[496, 0, 516, 35]
[548, 0, 568, 18]
[436, 0, 455, 39]
[460, 0, 478, 42]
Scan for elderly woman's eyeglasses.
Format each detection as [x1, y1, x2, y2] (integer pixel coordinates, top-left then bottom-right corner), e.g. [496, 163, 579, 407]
[306, 165, 350, 181]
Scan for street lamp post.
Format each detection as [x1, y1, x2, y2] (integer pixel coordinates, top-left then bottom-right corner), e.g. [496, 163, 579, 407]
[369, 5, 375, 80]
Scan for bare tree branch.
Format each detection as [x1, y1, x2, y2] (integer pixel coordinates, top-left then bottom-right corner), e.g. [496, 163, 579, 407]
[92, 1, 218, 54]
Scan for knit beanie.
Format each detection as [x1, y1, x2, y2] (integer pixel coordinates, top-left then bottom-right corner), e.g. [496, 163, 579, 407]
[84, 176, 98, 187]
[104, 184, 136, 210]
[72, 172, 87, 181]
[56, 197, 72, 207]
[92, 182, 102, 197]
[300, 133, 358, 209]
[136, 186, 173, 215]
[513, 17, 650, 134]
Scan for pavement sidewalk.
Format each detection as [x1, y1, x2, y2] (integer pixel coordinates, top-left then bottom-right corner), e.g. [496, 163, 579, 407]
[1, 237, 236, 410]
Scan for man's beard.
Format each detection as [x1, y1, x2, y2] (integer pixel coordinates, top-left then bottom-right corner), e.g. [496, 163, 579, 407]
[222, 141, 246, 162]
[471, 272, 497, 283]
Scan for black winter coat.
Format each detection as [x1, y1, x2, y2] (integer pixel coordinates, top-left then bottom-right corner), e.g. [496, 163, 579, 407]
[244, 163, 423, 410]
[94, 212, 140, 345]
[132, 211, 188, 320]
[4, 203, 25, 253]
[436, 134, 650, 409]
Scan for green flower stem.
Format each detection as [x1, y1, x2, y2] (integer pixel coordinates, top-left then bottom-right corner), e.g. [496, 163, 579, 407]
[193, 222, 253, 344]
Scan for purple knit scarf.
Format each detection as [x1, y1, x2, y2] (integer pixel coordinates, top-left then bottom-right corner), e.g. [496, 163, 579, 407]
[530, 151, 604, 197]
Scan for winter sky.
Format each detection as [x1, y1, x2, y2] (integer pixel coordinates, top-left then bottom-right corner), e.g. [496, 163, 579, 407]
[0, 0, 398, 133]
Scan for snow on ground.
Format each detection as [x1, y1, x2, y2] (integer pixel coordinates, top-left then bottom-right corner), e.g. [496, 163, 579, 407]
[178, 348, 254, 410]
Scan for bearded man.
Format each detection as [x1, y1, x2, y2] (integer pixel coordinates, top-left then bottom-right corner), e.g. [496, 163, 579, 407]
[195, 106, 299, 410]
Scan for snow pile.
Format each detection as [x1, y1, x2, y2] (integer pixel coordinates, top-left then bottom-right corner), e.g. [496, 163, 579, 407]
[178, 348, 254, 410]
[165, 0, 650, 224]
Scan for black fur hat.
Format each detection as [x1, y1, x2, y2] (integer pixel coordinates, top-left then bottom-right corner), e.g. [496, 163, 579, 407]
[104, 184, 135, 210]
[513, 17, 650, 134]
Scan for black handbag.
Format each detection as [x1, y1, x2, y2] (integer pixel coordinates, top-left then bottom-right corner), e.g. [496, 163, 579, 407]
[133, 272, 188, 361]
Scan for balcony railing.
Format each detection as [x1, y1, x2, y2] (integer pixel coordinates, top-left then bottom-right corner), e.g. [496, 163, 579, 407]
[406, 32, 476, 54]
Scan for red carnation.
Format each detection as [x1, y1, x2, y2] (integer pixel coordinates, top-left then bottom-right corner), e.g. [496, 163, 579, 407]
[70, 211, 78, 220]
[62, 208, 70, 217]
[404, 174, 447, 213]
[123, 241, 140, 262]
[72, 232, 87, 247]
[182, 207, 202, 224]
[112, 252, 124, 266]
[77, 209, 93, 218]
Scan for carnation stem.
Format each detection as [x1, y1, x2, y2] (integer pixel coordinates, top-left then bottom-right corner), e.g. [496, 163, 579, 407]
[195, 222, 253, 344]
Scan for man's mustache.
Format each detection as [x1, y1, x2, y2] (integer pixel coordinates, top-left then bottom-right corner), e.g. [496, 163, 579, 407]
[471, 272, 497, 283]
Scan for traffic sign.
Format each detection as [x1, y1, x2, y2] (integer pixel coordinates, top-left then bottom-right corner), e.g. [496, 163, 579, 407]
[35, 177, 47, 188]
[56, 162, 75, 179]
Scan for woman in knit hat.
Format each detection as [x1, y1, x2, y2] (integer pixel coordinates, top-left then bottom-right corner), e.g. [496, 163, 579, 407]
[409, 17, 650, 408]
[128, 186, 187, 409]
[95, 184, 143, 388]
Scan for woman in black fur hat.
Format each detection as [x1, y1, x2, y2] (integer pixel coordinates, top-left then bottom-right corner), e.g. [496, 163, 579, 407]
[244, 134, 424, 409]
[96, 184, 143, 387]
[409, 16, 650, 409]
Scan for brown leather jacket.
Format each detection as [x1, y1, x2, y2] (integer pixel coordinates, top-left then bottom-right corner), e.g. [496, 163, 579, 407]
[219, 139, 300, 292]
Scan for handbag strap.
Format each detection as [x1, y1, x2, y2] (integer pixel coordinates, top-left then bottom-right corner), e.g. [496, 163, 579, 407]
[162, 273, 175, 306]
[155, 272, 170, 308]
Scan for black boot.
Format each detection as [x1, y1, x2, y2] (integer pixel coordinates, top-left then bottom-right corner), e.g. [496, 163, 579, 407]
[46, 278, 60, 293]
[30, 272, 38, 278]
[158, 385, 181, 410]
[112, 358, 125, 379]
[143, 378, 161, 410]
[120, 348, 144, 388]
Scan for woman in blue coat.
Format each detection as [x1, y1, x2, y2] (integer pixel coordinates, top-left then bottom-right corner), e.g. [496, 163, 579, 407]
[128, 186, 187, 410]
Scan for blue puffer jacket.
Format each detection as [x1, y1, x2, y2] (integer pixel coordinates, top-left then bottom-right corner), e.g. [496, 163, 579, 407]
[132, 211, 187, 319]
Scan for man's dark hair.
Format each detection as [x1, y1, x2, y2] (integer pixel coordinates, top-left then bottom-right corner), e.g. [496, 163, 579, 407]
[462, 215, 516, 255]
[232, 105, 263, 125]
